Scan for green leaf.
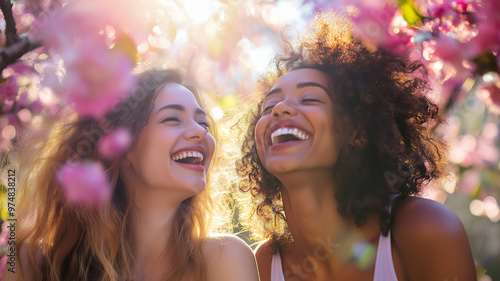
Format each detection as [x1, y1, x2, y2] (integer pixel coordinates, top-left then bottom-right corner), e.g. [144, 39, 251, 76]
[398, 0, 423, 26]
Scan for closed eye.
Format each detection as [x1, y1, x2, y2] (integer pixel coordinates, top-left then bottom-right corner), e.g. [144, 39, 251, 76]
[161, 116, 181, 123]
[198, 121, 210, 129]
[302, 98, 321, 103]
[262, 104, 276, 114]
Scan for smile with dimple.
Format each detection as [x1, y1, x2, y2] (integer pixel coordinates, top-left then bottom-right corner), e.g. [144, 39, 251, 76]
[270, 127, 310, 145]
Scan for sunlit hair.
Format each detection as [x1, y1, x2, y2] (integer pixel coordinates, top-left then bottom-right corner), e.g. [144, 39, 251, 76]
[236, 11, 448, 248]
[16, 69, 215, 281]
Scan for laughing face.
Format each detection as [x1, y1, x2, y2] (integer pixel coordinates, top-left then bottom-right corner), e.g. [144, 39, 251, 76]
[127, 82, 215, 198]
[255, 68, 346, 176]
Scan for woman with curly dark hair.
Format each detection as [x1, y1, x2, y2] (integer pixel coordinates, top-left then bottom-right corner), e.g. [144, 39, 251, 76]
[236, 11, 476, 281]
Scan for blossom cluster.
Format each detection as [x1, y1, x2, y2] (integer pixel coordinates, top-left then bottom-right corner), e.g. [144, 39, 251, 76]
[343, 0, 500, 113]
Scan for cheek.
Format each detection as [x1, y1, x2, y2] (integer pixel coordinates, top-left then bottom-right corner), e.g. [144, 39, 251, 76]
[254, 118, 267, 155]
[254, 117, 267, 142]
[206, 134, 216, 161]
[131, 128, 171, 169]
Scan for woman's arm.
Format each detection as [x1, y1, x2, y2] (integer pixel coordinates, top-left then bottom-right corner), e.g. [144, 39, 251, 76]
[393, 197, 477, 281]
[204, 234, 260, 281]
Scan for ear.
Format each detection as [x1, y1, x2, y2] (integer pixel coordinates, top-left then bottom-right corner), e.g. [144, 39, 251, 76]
[348, 129, 368, 148]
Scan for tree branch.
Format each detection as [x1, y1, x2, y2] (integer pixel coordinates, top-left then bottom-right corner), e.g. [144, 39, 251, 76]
[0, 0, 18, 46]
[0, 0, 43, 75]
[0, 38, 42, 71]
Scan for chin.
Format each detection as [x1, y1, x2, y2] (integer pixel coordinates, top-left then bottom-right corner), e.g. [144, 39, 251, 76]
[184, 180, 207, 194]
[264, 159, 301, 175]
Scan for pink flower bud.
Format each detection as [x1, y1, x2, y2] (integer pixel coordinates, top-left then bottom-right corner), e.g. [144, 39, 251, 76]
[57, 160, 111, 205]
[98, 128, 132, 159]
[477, 82, 500, 114]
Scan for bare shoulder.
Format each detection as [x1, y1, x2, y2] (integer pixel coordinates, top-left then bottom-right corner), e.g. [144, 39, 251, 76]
[204, 233, 254, 259]
[204, 234, 259, 281]
[393, 196, 464, 233]
[392, 196, 477, 281]
[254, 240, 274, 281]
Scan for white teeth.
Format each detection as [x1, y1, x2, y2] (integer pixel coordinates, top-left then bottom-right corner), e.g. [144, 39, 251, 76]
[271, 127, 310, 145]
[171, 150, 204, 162]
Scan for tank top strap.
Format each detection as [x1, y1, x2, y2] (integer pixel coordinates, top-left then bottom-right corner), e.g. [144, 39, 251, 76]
[271, 251, 286, 281]
[373, 193, 399, 281]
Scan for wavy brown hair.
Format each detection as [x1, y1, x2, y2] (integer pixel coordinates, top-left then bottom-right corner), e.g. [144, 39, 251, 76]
[16, 69, 215, 281]
[236, 11, 448, 247]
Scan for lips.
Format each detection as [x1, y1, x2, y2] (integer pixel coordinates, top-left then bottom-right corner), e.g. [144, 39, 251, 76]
[267, 121, 311, 146]
[171, 146, 207, 170]
[271, 127, 310, 145]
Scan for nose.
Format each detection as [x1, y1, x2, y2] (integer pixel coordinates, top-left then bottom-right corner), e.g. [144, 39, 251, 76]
[271, 100, 296, 118]
[183, 121, 208, 141]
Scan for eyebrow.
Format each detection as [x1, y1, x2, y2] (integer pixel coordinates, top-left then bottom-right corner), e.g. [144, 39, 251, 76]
[265, 82, 329, 97]
[265, 88, 282, 97]
[156, 104, 206, 116]
[297, 82, 329, 93]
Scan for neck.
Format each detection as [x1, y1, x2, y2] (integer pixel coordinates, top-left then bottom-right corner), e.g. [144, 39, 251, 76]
[131, 185, 186, 279]
[278, 169, 379, 263]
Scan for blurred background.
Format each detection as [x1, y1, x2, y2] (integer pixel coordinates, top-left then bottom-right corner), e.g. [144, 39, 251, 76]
[0, 0, 499, 279]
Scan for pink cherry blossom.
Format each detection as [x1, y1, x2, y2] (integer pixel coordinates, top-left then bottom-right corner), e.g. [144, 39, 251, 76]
[471, 17, 500, 55]
[476, 82, 500, 114]
[438, 76, 467, 105]
[470, 0, 500, 50]
[427, 0, 455, 19]
[57, 160, 112, 205]
[431, 35, 467, 63]
[98, 128, 132, 159]
[0, 76, 19, 101]
[62, 52, 135, 119]
[422, 34, 474, 75]
[450, 130, 500, 167]
[38, 0, 137, 119]
[7, 62, 34, 75]
[343, 0, 412, 54]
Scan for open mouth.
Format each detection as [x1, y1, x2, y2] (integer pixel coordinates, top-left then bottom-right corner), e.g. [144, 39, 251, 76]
[271, 127, 310, 145]
[171, 150, 205, 165]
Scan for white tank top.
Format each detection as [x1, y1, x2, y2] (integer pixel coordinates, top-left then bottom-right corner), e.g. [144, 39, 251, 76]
[270, 196, 399, 281]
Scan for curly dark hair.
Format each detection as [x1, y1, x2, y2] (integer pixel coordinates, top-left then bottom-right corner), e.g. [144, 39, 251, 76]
[236, 11, 448, 247]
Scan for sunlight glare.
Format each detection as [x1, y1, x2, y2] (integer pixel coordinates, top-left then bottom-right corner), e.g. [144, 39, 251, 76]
[470, 199, 484, 216]
[210, 106, 224, 121]
[181, 0, 219, 24]
[2, 125, 16, 140]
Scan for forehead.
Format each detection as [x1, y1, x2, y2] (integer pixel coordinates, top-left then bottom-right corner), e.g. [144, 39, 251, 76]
[152, 82, 201, 110]
[272, 68, 329, 89]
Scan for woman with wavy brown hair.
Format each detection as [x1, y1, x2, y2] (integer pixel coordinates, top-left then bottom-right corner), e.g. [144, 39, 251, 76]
[4, 68, 258, 281]
[237, 11, 476, 281]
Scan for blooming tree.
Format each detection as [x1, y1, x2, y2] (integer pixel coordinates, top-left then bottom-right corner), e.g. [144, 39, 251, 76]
[0, 0, 499, 278]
